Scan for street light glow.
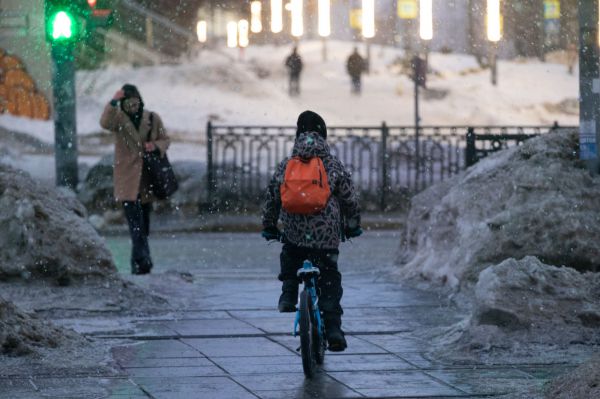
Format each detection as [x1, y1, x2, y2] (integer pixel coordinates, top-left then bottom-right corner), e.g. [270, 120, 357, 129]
[419, 0, 433, 41]
[227, 21, 238, 48]
[487, 0, 501, 42]
[196, 20, 207, 43]
[251, 1, 262, 33]
[271, 0, 283, 33]
[362, 0, 375, 38]
[290, 0, 303, 37]
[318, 0, 330, 37]
[238, 19, 249, 48]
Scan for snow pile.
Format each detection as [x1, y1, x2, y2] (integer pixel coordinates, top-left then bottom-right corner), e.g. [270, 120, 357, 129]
[0, 163, 116, 283]
[78, 154, 115, 213]
[0, 41, 578, 144]
[546, 353, 600, 399]
[0, 296, 82, 356]
[452, 257, 600, 351]
[397, 130, 600, 289]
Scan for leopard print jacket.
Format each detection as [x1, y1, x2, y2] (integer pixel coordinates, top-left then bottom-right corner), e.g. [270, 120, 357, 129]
[262, 131, 361, 249]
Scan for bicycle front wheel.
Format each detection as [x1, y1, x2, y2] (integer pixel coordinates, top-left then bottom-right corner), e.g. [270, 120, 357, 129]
[299, 290, 316, 378]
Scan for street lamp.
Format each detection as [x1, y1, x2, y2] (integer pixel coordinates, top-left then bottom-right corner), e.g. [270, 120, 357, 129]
[419, 0, 433, 41]
[227, 21, 238, 48]
[290, 0, 303, 38]
[238, 19, 249, 48]
[361, 0, 375, 38]
[251, 1, 262, 33]
[197, 20, 207, 43]
[362, 0, 375, 72]
[487, 0, 501, 85]
[271, 0, 283, 33]
[318, 0, 330, 61]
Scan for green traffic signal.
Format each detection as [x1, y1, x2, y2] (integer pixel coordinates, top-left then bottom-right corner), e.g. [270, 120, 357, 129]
[50, 10, 75, 40]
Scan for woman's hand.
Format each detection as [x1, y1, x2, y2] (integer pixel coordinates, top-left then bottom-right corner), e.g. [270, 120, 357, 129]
[112, 89, 125, 101]
[144, 142, 156, 152]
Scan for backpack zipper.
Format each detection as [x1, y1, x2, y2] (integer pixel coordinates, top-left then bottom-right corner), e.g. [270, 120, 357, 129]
[318, 160, 323, 187]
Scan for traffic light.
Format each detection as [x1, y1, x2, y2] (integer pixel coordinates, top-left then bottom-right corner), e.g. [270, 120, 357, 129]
[45, 0, 113, 44]
[45, 0, 81, 44]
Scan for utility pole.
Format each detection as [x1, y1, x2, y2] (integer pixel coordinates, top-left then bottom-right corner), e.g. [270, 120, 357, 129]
[412, 55, 426, 189]
[51, 43, 78, 188]
[578, 0, 600, 173]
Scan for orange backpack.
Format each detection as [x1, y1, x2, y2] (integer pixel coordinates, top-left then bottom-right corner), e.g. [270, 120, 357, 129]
[280, 157, 331, 214]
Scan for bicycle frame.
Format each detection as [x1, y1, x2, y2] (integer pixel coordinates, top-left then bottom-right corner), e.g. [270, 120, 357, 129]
[293, 260, 323, 338]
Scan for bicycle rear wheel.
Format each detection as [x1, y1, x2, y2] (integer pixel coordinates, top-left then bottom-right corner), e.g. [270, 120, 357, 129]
[299, 290, 316, 378]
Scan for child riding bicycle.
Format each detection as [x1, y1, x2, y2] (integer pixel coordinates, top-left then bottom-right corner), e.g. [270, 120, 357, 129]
[261, 110, 362, 352]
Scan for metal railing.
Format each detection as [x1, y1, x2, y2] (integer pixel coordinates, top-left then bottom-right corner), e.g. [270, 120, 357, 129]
[206, 122, 575, 210]
[464, 124, 575, 166]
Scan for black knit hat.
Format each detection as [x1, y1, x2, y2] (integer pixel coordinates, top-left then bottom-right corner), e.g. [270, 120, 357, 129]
[296, 110, 327, 139]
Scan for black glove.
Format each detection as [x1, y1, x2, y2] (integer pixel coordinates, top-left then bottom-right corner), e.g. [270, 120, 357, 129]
[345, 226, 363, 239]
[261, 226, 282, 241]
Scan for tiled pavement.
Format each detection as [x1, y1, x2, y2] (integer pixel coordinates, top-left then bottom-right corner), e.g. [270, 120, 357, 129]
[0, 232, 579, 398]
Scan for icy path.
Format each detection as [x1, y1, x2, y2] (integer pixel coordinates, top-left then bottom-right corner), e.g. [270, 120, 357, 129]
[0, 231, 585, 398]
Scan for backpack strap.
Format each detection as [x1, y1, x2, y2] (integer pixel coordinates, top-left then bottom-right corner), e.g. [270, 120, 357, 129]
[146, 112, 154, 142]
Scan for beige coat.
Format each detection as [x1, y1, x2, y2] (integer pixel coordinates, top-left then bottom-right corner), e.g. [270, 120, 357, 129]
[100, 103, 170, 203]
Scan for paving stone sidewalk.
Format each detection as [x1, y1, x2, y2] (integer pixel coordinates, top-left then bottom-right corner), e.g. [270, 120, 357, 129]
[1, 232, 578, 398]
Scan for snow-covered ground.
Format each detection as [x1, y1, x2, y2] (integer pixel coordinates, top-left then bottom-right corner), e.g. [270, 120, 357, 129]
[0, 40, 579, 181]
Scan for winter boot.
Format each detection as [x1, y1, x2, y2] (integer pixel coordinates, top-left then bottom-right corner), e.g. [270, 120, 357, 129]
[131, 259, 140, 275]
[278, 280, 299, 312]
[132, 259, 152, 275]
[138, 259, 153, 275]
[324, 314, 347, 352]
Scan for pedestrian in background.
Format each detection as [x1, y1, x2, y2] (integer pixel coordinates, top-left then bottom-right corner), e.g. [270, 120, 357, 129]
[100, 84, 170, 275]
[346, 47, 366, 95]
[285, 46, 303, 96]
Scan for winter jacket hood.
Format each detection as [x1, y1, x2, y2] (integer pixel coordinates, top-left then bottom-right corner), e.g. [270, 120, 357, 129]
[292, 131, 330, 159]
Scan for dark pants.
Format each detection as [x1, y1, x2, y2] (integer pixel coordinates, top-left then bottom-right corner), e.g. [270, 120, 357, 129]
[279, 244, 343, 316]
[289, 74, 300, 96]
[351, 76, 361, 94]
[122, 198, 153, 272]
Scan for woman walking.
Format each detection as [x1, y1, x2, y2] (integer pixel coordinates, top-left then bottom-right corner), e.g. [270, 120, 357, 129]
[100, 84, 170, 274]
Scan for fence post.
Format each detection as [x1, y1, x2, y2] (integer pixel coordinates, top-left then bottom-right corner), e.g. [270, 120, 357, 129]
[380, 122, 389, 211]
[465, 127, 476, 167]
[206, 121, 214, 206]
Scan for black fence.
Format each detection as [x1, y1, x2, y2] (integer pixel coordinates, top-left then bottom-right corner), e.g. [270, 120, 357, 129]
[206, 122, 575, 210]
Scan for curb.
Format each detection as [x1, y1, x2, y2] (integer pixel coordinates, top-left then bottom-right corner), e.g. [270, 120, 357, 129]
[98, 213, 406, 236]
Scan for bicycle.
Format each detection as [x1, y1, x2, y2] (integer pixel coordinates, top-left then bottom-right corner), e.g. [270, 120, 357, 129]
[294, 259, 326, 378]
[262, 227, 363, 378]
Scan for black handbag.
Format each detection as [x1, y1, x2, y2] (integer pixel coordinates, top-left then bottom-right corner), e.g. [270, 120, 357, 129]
[143, 113, 178, 199]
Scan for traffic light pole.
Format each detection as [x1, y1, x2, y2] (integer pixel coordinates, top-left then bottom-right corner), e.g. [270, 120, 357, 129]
[51, 43, 78, 188]
[578, 0, 600, 174]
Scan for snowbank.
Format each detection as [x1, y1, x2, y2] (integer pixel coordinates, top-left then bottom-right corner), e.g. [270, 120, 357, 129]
[451, 257, 600, 352]
[0, 41, 578, 142]
[546, 353, 600, 399]
[397, 130, 600, 289]
[0, 296, 83, 356]
[0, 163, 116, 283]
